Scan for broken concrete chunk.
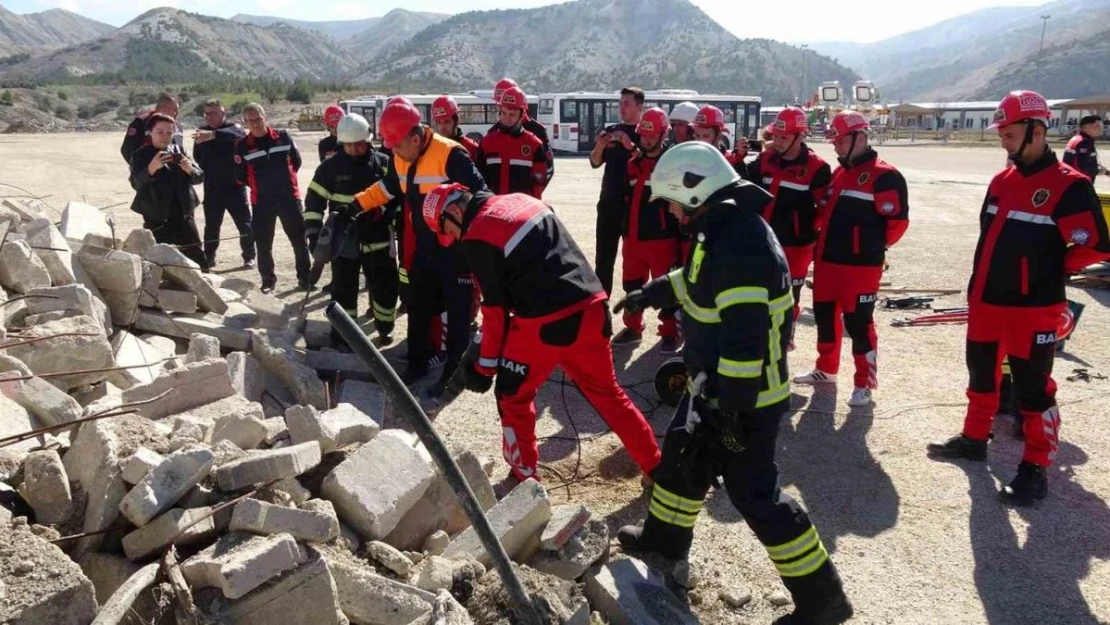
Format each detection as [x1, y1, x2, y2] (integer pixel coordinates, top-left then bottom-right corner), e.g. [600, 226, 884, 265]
[224, 302, 260, 329]
[212, 413, 268, 451]
[134, 309, 250, 351]
[584, 557, 698, 625]
[137, 261, 162, 308]
[21, 449, 73, 525]
[155, 288, 199, 313]
[416, 555, 454, 592]
[110, 330, 168, 389]
[0, 395, 40, 454]
[121, 447, 165, 485]
[252, 331, 327, 410]
[186, 332, 221, 364]
[2, 314, 114, 390]
[425, 530, 450, 556]
[121, 357, 236, 421]
[181, 532, 304, 600]
[211, 439, 247, 465]
[118, 447, 215, 527]
[241, 290, 292, 329]
[285, 403, 379, 454]
[3, 197, 48, 222]
[76, 245, 143, 292]
[0, 239, 51, 294]
[0, 369, 84, 428]
[145, 244, 228, 314]
[531, 519, 609, 581]
[62, 418, 127, 555]
[27, 284, 111, 335]
[0, 525, 98, 625]
[230, 498, 338, 543]
[368, 540, 414, 577]
[60, 200, 112, 244]
[542, 504, 592, 551]
[443, 478, 552, 567]
[122, 228, 157, 257]
[272, 477, 310, 505]
[121, 506, 219, 561]
[215, 441, 322, 491]
[100, 287, 142, 327]
[198, 552, 345, 625]
[318, 547, 436, 625]
[24, 218, 77, 286]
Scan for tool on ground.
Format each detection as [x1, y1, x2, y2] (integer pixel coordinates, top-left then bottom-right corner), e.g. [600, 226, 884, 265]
[654, 356, 689, 407]
[1066, 368, 1105, 382]
[326, 304, 542, 625]
[891, 309, 969, 327]
[881, 296, 934, 310]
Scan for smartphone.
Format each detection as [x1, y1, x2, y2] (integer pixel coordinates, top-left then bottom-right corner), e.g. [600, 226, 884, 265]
[748, 139, 763, 152]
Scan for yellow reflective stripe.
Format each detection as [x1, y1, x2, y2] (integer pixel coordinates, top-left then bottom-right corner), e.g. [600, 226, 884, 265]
[775, 542, 829, 578]
[716, 286, 769, 310]
[766, 306, 785, 392]
[373, 302, 395, 321]
[769, 292, 793, 315]
[689, 241, 706, 284]
[651, 484, 703, 513]
[308, 181, 333, 200]
[767, 526, 819, 561]
[667, 269, 686, 301]
[366, 242, 391, 252]
[649, 500, 699, 528]
[398, 268, 409, 285]
[304, 213, 324, 222]
[331, 193, 356, 203]
[718, 357, 762, 379]
[1001, 357, 1011, 375]
[684, 302, 720, 324]
[756, 382, 791, 408]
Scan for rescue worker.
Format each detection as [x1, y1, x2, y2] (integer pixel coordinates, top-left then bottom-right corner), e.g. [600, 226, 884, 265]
[1063, 115, 1105, 182]
[193, 99, 254, 270]
[793, 111, 909, 408]
[589, 87, 644, 295]
[746, 107, 832, 344]
[421, 183, 661, 491]
[121, 93, 181, 163]
[612, 142, 853, 625]
[669, 101, 699, 144]
[927, 90, 1110, 506]
[693, 104, 752, 176]
[492, 78, 554, 189]
[234, 103, 312, 293]
[477, 86, 547, 198]
[305, 113, 399, 344]
[612, 107, 681, 352]
[349, 100, 487, 394]
[432, 96, 479, 160]
[318, 105, 345, 162]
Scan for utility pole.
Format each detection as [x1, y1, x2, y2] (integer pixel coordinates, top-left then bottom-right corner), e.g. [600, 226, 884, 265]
[1037, 14, 1050, 88]
[799, 44, 809, 105]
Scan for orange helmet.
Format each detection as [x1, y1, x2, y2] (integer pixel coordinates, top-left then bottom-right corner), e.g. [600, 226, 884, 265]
[636, 107, 670, 140]
[323, 105, 344, 128]
[379, 101, 422, 149]
[432, 96, 459, 121]
[988, 90, 1051, 129]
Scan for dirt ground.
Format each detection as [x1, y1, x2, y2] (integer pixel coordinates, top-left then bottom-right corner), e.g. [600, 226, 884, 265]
[3, 132, 1110, 625]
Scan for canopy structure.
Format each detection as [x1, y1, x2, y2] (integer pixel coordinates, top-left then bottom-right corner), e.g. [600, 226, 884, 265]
[1056, 95, 1110, 136]
[887, 103, 936, 128]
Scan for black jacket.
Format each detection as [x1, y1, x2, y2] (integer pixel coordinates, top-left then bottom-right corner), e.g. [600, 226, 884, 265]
[192, 121, 246, 193]
[128, 143, 204, 226]
[305, 148, 397, 249]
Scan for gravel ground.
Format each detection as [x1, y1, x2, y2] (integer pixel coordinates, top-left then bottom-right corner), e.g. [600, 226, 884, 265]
[3, 132, 1109, 624]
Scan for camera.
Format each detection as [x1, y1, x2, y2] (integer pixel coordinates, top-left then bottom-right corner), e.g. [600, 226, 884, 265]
[748, 139, 763, 153]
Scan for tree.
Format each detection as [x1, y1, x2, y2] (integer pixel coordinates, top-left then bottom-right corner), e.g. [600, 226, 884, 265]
[286, 80, 313, 104]
[0, 90, 13, 106]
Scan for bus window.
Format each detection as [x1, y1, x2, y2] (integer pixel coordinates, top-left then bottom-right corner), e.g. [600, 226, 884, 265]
[561, 99, 578, 122]
[605, 101, 619, 123]
[458, 104, 486, 126]
[540, 99, 554, 116]
[721, 106, 736, 123]
[416, 104, 431, 122]
[528, 104, 538, 119]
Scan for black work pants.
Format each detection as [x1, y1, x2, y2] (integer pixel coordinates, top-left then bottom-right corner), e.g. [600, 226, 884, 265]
[202, 187, 254, 264]
[331, 248, 399, 341]
[252, 197, 310, 287]
[594, 199, 624, 296]
[146, 205, 207, 270]
[406, 250, 472, 381]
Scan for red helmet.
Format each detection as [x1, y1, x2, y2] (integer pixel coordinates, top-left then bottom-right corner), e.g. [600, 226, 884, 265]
[432, 96, 459, 121]
[693, 105, 727, 131]
[422, 183, 468, 247]
[825, 111, 870, 141]
[493, 78, 518, 103]
[386, 96, 413, 107]
[988, 90, 1051, 129]
[323, 105, 344, 128]
[636, 107, 670, 140]
[499, 86, 528, 111]
[379, 101, 422, 149]
[767, 107, 808, 136]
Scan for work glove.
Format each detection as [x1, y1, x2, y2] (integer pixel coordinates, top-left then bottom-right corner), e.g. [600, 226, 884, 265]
[306, 226, 321, 253]
[464, 365, 494, 394]
[714, 410, 748, 454]
[613, 289, 649, 315]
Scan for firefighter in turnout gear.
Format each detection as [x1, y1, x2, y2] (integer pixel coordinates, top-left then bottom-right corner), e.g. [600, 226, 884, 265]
[478, 86, 547, 198]
[421, 184, 661, 490]
[927, 91, 1110, 506]
[305, 113, 400, 344]
[747, 107, 832, 344]
[612, 107, 683, 352]
[793, 111, 909, 407]
[492, 78, 554, 190]
[612, 142, 853, 625]
[1063, 115, 1105, 182]
[318, 105, 345, 162]
[432, 96, 479, 161]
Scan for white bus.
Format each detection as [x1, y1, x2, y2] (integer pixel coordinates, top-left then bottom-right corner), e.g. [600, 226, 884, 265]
[536, 90, 762, 153]
[340, 92, 539, 145]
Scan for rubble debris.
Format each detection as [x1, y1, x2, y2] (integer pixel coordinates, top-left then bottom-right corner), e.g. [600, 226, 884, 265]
[251, 331, 327, 409]
[76, 244, 142, 293]
[541, 504, 592, 551]
[20, 449, 73, 525]
[0, 239, 51, 294]
[368, 539, 414, 577]
[416, 555, 454, 592]
[2, 197, 48, 223]
[584, 557, 697, 625]
[285, 403, 380, 454]
[215, 441, 322, 491]
[59, 200, 113, 245]
[121, 358, 235, 421]
[443, 478, 552, 567]
[118, 447, 215, 526]
[230, 497, 338, 543]
[122, 229, 157, 258]
[467, 563, 590, 625]
[0, 355, 84, 427]
[144, 244, 228, 314]
[76, 553, 165, 625]
[88, 561, 159, 625]
[0, 523, 98, 625]
[317, 545, 436, 625]
[530, 519, 609, 581]
[63, 419, 128, 554]
[212, 411, 268, 450]
[110, 331, 167, 388]
[425, 530, 450, 556]
[121, 506, 221, 561]
[24, 218, 77, 286]
[134, 309, 252, 352]
[121, 447, 165, 485]
[27, 284, 111, 335]
[196, 551, 346, 625]
[181, 532, 304, 599]
[2, 314, 115, 390]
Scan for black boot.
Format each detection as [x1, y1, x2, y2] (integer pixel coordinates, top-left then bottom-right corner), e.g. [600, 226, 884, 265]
[775, 562, 854, 625]
[926, 434, 989, 461]
[999, 461, 1047, 506]
[617, 520, 691, 560]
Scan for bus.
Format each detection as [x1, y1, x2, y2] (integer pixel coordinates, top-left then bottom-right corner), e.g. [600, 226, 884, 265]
[536, 90, 762, 153]
[340, 92, 539, 145]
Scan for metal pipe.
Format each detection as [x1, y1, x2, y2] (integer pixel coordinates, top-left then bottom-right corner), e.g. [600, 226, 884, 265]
[325, 303, 541, 625]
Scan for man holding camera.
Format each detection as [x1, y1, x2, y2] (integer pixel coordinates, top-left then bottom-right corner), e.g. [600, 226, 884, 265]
[194, 99, 254, 270]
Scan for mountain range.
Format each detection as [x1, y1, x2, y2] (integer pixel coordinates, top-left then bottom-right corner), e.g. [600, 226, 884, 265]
[0, 5, 113, 56]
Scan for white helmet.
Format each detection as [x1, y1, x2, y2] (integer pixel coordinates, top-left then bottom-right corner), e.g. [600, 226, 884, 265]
[650, 141, 740, 209]
[337, 113, 371, 144]
[669, 101, 700, 124]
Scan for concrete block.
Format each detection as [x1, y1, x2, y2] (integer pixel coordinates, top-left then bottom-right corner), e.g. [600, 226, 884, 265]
[133, 309, 251, 351]
[186, 333, 222, 364]
[541, 504, 592, 551]
[443, 478, 552, 567]
[0, 239, 51, 294]
[2, 315, 114, 391]
[424, 531, 450, 556]
[121, 506, 219, 561]
[0, 395, 41, 454]
[76, 245, 143, 292]
[337, 379, 386, 421]
[0, 526, 97, 625]
[230, 498, 338, 543]
[227, 352, 294, 411]
[62, 418, 127, 554]
[531, 519, 609, 581]
[24, 218, 77, 286]
[121, 358, 236, 421]
[199, 553, 345, 625]
[137, 261, 162, 308]
[180, 484, 216, 509]
[181, 532, 304, 600]
[59, 200, 112, 244]
[211, 439, 247, 466]
[155, 288, 198, 313]
[318, 547, 435, 625]
[72, 380, 123, 407]
[26, 284, 111, 335]
[21, 310, 77, 326]
[122, 447, 165, 485]
[2, 197, 48, 222]
[21, 450, 73, 525]
[0, 370, 84, 428]
[224, 302, 260, 329]
[368, 540, 413, 577]
[212, 413, 268, 450]
[215, 441, 322, 491]
[119, 447, 215, 527]
[122, 228, 157, 257]
[384, 448, 496, 551]
[285, 403, 379, 454]
[138, 333, 178, 359]
[252, 331, 327, 410]
[145, 244, 228, 314]
[273, 477, 311, 505]
[321, 430, 435, 540]
[262, 417, 289, 445]
[111, 330, 168, 389]
[240, 290, 292, 329]
[101, 286, 143, 327]
[416, 555, 454, 592]
[584, 557, 697, 625]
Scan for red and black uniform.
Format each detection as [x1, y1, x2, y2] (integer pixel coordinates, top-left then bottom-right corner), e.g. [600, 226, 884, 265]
[961, 149, 1110, 466]
[318, 134, 340, 162]
[747, 145, 832, 322]
[489, 118, 554, 190]
[193, 121, 253, 267]
[813, 149, 909, 389]
[477, 126, 546, 198]
[121, 111, 182, 163]
[622, 146, 681, 338]
[1063, 131, 1100, 182]
[447, 129, 479, 162]
[234, 127, 311, 288]
[460, 192, 661, 481]
[592, 123, 640, 295]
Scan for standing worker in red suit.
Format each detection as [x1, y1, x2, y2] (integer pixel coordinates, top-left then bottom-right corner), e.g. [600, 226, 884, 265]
[318, 105, 345, 162]
[478, 86, 547, 198]
[491, 78, 554, 190]
[1062, 114, 1106, 182]
[432, 96, 479, 161]
[793, 111, 909, 408]
[928, 91, 1110, 506]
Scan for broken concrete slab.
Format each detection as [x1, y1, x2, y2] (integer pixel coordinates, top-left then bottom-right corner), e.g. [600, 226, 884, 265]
[145, 244, 228, 314]
[76, 245, 143, 293]
[121, 358, 236, 421]
[337, 379, 386, 420]
[541, 504, 592, 551]
[110, 330, 167, 389]
[211, 439, 247, 465]
[176, 394, 262, 431]
[0, 395, 41, 454]
[181, 532, 304, 600]
[531, 519, 609, 581]
[0, 524, 98, 625]
[416, 555, 454, 592]
[62, 419, 127, 555]
[60, 200, 112, 245]
[0, 239, 52, 294]
[0, 369, 84, 428]
[198, 552, 345, 625]
[224, 302, 260, 329]
[212, 412, 268, 451]
[215, 441, 322, 492]
[186, 333, 221, 364]
[138, 333, 178, 359]
[137, 261, 162, 308]
[443, 478, 551, 567]
[88, 560, 160, 625]
[317, 546, 436, 625]
[252, 331, 327, 410]
[2, 197, 48, 222]
[27, 284, 112, 335]
[121, 447, 165, 485]
[241, 290, 293, 329]
[2, 314, 114, 390]
[285, 403, 379, 454]
[368, 540, 413, 577]
[121, 506, 219, 561]
[425, 531, 450, 556]
[154, 288, 198, 314]
[20, 450, 73, 525]
[101, 287, 142, 327]
[272, 477, 311, 505]
[321, 430, 435, 540]
[77, 553, 163, 625]
[122, 228, 157, 257]
[119, 447, 215, 526]
[584, 557, 697, 625]
[133, 309, 250, 351]
[24, 218, 76, 286]
[230, 498, 338, 543]
[468, 563, 588, 625]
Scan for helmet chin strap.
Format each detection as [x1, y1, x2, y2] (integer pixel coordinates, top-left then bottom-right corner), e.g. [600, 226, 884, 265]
[838, 132, 862, 167]
[1009, 122, 1037, 162]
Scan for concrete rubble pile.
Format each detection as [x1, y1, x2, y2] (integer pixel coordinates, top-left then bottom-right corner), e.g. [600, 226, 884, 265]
[0, 207, 696, 624]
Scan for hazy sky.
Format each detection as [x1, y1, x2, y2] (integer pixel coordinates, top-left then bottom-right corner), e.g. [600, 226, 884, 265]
[15, 0, 1051, 44]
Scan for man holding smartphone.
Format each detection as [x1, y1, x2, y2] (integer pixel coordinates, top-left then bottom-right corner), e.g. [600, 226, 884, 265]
[589, 87, 644, 296]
